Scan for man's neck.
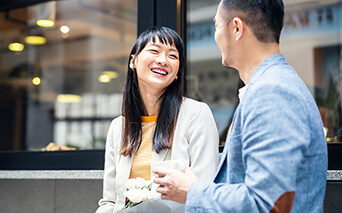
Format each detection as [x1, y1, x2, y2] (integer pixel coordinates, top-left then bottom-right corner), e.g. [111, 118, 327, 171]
[239, 42, 280, 85]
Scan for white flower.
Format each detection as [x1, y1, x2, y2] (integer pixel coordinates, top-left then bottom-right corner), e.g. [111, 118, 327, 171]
[123, 188, 148, 203]
[122, 177, 161, 210]
[136, 177, 150, 188]
[147, 188, 160, 200]
[125, 177, 149, 190]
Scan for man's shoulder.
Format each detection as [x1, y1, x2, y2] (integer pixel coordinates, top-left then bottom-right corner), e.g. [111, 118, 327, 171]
[250, 62, 304, 93]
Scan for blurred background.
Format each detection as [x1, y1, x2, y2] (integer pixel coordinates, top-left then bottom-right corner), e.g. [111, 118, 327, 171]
[0, 0, 341, 151]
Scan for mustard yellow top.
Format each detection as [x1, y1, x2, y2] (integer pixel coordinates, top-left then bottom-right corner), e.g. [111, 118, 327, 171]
[129, 114, 158, 180]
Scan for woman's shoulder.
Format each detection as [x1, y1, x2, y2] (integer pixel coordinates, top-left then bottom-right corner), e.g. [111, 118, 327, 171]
[177, 98, 216, 133]
[180, 97, 212, 117]
[181, 97, 208, 108]
[110, 115, 124, 129]
[182, 97, 207, 107]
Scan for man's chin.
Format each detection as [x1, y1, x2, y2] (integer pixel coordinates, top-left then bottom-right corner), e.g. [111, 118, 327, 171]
[222, 61, 233, 69]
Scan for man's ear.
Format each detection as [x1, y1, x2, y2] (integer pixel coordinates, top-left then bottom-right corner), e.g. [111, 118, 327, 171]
[232, 17, 244, 41]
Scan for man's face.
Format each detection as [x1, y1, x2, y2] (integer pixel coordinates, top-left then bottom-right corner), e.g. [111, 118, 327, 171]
[214, 2, 234, 68]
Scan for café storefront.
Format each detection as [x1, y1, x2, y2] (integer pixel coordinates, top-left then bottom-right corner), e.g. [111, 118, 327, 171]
[0, 0, 341, 212]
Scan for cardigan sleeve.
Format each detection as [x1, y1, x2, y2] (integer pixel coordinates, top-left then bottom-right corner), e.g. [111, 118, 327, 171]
[95, 119, 119, 213]
[187, 101, 219, 181]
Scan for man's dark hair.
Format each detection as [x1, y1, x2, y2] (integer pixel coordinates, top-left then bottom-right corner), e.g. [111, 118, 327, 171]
[221, 0, 284, 43]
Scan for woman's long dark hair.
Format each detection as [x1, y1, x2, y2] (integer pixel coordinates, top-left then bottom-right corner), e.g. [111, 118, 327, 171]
[120, 26, 185, 157]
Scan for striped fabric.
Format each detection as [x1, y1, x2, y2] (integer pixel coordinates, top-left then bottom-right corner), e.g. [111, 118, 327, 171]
[129, 114, 157, 180]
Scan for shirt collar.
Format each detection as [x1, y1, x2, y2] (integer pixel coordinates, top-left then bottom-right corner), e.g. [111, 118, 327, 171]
[238, 85, 248, 102]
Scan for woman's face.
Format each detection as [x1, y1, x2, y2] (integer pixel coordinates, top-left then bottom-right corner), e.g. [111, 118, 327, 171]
[132, 37, 180, 94]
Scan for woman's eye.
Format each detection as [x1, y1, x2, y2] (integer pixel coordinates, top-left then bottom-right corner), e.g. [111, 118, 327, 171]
[170, 54, 178, 59]
[149, 49, 158, 54]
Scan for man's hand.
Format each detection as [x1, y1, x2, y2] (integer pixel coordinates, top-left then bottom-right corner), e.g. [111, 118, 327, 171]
[153, 167, 198, 204]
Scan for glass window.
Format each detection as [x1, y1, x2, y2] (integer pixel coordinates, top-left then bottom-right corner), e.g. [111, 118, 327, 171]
[0, 0, 137, 151]
[187, 0, 342, 144]
[281, 0, 342, 142]
[186, 0, 241, 145]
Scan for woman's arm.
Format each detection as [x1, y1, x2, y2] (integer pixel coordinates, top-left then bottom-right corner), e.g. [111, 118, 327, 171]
[187, 101, 219, 181]
[95, 119, 118, 213]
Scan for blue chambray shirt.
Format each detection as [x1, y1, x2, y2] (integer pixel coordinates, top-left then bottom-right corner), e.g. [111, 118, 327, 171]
[185, 54, 327, 213]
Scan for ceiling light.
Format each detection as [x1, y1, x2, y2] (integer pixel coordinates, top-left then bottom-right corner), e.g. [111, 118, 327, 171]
[25, 36, 46, 45]
[98, 74, 111, 83]
[57, 94, 82, 103]
[37, 19, 55, 27]
[29, 2, 56, 27]
[102, 71, 118, 79]
[60, 25, 70, 34]
[32, 77, 41, 85]
[8, 42, 24, 52]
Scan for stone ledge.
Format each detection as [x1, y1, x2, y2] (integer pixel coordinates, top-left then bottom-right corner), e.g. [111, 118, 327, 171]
[1, 170, 341, 181]
[0, 170, 103, 179]
[327, 170, 342, 181]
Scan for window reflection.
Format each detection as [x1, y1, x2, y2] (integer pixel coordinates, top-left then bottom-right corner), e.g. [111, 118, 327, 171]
[0, 0, 137, 150]
[187, 0, 342, 143]
[280, 0, 342, 142]
[187, 0, 241, 144]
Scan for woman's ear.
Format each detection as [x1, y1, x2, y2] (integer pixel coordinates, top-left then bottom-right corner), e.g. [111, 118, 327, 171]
[129, 55, 135, 69]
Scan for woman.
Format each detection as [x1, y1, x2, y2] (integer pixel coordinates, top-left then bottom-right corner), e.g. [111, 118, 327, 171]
[96, 26, 219, 213]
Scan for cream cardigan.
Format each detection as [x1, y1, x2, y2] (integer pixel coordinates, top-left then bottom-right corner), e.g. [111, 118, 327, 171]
[96, 98, 219, 213]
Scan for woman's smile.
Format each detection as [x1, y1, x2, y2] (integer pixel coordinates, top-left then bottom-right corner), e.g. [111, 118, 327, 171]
[151, 67, 168, 76]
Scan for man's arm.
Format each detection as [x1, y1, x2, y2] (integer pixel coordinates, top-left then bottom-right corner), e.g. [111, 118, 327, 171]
[187, 83, 307, 212]
[155, 83, 308, 212]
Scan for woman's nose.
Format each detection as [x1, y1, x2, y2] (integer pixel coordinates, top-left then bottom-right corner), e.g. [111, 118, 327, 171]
[156, 54, 168, 66]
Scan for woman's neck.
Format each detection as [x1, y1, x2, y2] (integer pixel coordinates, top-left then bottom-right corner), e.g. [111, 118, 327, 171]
[139, 87, 164, 116]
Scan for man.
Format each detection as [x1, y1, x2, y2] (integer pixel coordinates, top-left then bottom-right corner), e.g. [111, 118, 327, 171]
[153, 0, 328, 212]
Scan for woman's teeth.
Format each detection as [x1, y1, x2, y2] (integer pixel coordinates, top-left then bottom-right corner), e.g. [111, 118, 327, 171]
[151, 69, 167, 75]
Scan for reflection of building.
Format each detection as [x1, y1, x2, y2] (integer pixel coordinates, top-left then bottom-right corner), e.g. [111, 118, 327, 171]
[0, 0, 184, 151]
[1, 0, 341, 152]
[0, 0, 138, 150]
[187, 0, 240, 135]
[280, 1, 342, 141]
[186, 0, 342, 142]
